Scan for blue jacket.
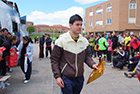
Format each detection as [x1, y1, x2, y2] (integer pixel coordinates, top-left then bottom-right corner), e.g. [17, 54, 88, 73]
[129, 57, 140, 64]
[17, 41, 34, 62]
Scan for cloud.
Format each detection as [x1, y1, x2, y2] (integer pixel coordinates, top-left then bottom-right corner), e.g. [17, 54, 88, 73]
[75, 0, 107, 5]
[27, 6, 84, 27]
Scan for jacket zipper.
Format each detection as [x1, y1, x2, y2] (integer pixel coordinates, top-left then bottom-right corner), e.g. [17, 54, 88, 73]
[75, 43, 78, 77]
[61, 63, 68, 73]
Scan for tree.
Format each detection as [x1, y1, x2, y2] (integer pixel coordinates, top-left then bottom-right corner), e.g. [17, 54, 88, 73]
[46, 28, 49, 32]
[27, 26, 35, 34]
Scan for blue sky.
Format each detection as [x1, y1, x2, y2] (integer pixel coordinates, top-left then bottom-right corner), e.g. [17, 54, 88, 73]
[9, 0, 108, 27]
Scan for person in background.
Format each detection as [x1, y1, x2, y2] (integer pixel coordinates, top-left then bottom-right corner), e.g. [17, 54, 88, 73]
[45, 34, 52, 58]
[53, 36, 57, 44]
[98, 33, 109, 62]
[15, 32, 20, 47]
[51, 14, 98, 94]
[132, 35, 140, 57]
[107, 37, 112, 63]
[17, 36, 34, 84]
[112, 47, 126, 70]
[118, 32, 123, 47]
[0, 28, 8, 46]
[112, 32, 118, 51]
[88, 33, 95, 57]
[39, 33, 47, 60]
[128, 52, 140, 72]
[130, 34, 134, 57]
[138, 35, 140, 41]
[124, 32, 131, 62]
[0, 35, 17, 76]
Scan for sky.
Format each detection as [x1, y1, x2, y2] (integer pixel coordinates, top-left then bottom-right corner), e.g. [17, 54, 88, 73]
[9, 0, 108, 27]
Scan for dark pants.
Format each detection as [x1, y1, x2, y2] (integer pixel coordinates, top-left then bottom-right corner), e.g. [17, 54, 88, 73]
[125, 46, 130, 61]
[39, 44, 44, 58]
[46, 47, 52, 57]
[0, 59, 6, 76]
[99, 50, 107, 62]
[20, 59, 32, 80]
[61, 75, 84, 94]
[107, 51, 111, 62]
[128, 63, 137, 71]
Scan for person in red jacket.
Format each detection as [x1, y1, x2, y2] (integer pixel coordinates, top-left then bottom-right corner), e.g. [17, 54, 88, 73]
[132, 35, 140, 57]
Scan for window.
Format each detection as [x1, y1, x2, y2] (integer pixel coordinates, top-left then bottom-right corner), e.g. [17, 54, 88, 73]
[96, 21, 103, 26]
[107, 6, 112, 12]
[89, 11, 93, 16]
[129, 3, 136, 9]
[107, 19, 112, 24]
[129, 18, 136, 23]
[96, 9, 103, 14]
[89, 22, 93, 27]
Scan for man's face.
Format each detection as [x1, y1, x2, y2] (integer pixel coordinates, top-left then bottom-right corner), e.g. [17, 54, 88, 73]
[70, 20, 83, 34]
[2, 30, 8, 37]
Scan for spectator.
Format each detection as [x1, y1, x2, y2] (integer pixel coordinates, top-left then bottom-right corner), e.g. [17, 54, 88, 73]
[124, 32, 131, 61]
[128, 52, 140, 72]
[112, 47, 126, 70]
[130, 34, 134, 57]
[0, 35, 17, 76]
[89, 33, 95, 57]
[98, 33, 109, 62]
[107, 37, 112, 63]
[53, 36, 57, 44]
[17, 36, 34, 84]
[132, 35, 140, 57]
[39, 33, 47, 59]
[15, 32, 20, 47]
[45, 34, 52, 58]
[0, 28, 8, 46]
[112, 32, 118, 50]
[118, 32, 123, 47]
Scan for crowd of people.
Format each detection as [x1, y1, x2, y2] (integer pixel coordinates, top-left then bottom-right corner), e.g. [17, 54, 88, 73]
[0, 28, 34, 85]
[87, 31, 140, 78]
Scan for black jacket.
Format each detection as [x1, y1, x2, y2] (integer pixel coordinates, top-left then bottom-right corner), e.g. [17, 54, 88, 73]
[113, 51, 126, 63]
[0, 40, 12, 58]
[39, 35, 45, 45]
[112, 35, 118, 49]
[46, 37, 52, 46]
[0, 34, 6, 46]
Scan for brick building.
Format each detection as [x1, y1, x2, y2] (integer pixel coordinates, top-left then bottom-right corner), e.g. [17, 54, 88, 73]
[26, 22, 70, 33]
[85, 0, 140, 35]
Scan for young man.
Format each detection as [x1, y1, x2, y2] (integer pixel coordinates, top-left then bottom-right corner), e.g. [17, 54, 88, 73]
[45, 34, 52, 58]
[51, 14, 98, 94]
[39, 33, 47, 59]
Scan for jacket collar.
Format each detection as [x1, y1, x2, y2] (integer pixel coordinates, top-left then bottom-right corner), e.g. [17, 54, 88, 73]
[66, 31, 83, 42]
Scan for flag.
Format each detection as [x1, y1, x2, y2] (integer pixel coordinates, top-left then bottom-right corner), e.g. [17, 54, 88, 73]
[87, 56, 105, 84]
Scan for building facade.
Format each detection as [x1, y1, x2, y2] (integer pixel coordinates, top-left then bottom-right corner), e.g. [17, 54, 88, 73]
[85, 0, 140, 35]
[26, 22, 70, 33]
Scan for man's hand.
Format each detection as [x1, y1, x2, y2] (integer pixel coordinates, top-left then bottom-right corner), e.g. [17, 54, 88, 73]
[56, 77, 64, 88]
[92, 64, 98, 70]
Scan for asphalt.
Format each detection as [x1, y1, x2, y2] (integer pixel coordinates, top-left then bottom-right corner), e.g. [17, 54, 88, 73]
[3, 43, 140, 94]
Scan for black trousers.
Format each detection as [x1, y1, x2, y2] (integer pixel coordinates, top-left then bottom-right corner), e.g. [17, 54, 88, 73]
[46, 47, 52, 57]
[99, 50, 107, 62]
[39, 44, 44, 58]
[0, 59, 6, 76]
[20, 59, 32, 80]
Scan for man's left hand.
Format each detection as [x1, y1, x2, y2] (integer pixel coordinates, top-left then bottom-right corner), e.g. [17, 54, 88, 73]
[92, 64, 98, 70]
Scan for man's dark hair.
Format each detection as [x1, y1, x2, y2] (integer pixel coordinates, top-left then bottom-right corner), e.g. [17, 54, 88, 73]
[0, 28, 8, 32]
[69, 14, 83, 25]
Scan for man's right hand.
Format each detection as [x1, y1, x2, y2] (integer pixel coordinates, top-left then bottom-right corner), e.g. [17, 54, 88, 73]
[56, 77, 64, 88]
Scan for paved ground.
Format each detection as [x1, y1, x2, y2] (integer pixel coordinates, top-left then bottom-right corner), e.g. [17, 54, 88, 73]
[3, 43, 140, 94]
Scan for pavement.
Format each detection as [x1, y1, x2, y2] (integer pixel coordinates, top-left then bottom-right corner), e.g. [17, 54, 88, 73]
[3, 43, 140, 94]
